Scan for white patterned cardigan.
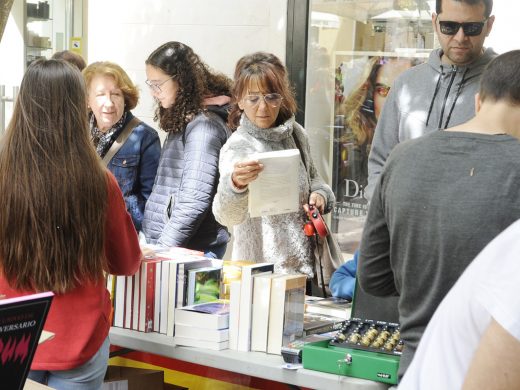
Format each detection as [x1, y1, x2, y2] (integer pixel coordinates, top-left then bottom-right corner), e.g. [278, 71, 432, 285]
[212, 115, 335, 277]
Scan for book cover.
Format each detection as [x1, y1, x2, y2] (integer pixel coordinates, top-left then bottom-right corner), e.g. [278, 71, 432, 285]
[305, 296, 352, 320]
[251, 274, 283, 352]
[220, 260, 255, 300]
[176, 259, 214, 310]
[0, 292, 54, 390]
[186, 266, 222, 306]
[248, 149, 300, 217]
[174, 300, 230, 330]
[237, 263, 274, 351]
[267, 274, 306, 355]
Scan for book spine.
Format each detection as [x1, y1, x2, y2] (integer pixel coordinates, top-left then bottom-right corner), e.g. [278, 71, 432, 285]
[132, 268, 141, 330]
[144, 261, 156, 333]
[251, 275, 272, 352]
[166, 262, 178, 337]
[303, 321, 343, 336]
[113, 275, 126, 328]
[176, 263, 186, 310]
[153, 262, 162, 333]
[228, 280, 241, 350]
[124, 275, 133, 329]
[159, 262, 170, 334]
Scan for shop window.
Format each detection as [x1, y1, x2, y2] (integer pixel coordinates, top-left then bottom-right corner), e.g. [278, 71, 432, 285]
[304, 0, 436, 254]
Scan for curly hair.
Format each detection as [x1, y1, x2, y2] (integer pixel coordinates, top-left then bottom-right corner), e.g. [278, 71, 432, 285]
[83, 61, 140, 110]
[228, 52, 297, 130]
[146, 42, 231, 133]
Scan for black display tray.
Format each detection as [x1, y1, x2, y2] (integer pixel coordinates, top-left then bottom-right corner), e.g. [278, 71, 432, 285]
[329, 317, 403, 356]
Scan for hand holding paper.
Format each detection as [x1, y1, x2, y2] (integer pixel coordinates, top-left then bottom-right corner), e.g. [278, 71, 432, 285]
[248, 149, 300, 217]
[232, 160, 264, 189]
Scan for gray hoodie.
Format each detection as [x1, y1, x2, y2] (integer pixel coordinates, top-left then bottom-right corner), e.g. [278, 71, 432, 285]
[366, 47, 497, 200]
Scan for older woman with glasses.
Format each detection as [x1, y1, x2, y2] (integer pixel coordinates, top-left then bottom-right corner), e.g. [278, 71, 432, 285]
[142, 41, 232, 259]
[213, 52, 334, 280]
[84, 61, 161, 232]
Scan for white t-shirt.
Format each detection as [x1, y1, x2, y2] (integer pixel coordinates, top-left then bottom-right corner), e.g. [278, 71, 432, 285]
[399, 219, 520, 390]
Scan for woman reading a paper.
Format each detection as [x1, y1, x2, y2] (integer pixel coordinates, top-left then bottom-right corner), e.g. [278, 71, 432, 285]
[213, 52, 335, 279]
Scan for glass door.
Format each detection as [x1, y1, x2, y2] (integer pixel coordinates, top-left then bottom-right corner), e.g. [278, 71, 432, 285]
[305, 0, 437, 254]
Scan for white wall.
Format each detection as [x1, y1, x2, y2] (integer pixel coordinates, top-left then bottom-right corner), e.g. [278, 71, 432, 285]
[0, 0, 24, 132]
[485, 0, 520, 54]
[87, 0, 288, 133]
[0, 0, 24, 89]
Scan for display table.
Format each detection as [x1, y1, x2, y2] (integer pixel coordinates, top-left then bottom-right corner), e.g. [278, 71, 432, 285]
[109, 327, 390, 390]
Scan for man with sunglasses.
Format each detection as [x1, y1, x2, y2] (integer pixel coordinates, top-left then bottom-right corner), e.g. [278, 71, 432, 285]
[366, 0, 496, 200]
[358, 53, 520, 390]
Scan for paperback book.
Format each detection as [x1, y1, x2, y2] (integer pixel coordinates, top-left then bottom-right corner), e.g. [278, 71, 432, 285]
[174, 300, 230, 330]
[267, 274, 306, 355]
[305, 296, 352, 320]
[0, 292, 54, 390]
[237, 262, 274, 351]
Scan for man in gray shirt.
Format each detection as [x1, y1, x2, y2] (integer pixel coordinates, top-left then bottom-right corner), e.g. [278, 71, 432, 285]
[358, 49, 520, 379]
[366, 0, 496, 200]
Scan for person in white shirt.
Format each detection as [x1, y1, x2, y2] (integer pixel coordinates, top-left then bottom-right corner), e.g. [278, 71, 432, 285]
[399, 217, 520, 389]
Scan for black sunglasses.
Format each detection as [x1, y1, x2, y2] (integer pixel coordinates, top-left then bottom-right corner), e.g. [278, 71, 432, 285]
[438, 18, 487, 36]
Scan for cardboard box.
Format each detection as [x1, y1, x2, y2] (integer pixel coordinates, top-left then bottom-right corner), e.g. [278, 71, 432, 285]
[103, 366, 164, 390]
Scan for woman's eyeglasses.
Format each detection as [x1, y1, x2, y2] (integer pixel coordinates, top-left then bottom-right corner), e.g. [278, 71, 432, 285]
[242, 93, 283, 108]
[374, 83, 391, 98]
[438, 18, 487, 36]
[145, 75, 175, 93]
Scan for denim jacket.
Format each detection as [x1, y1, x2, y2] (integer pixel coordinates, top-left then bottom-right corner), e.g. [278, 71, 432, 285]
[107, 112, 161, 231]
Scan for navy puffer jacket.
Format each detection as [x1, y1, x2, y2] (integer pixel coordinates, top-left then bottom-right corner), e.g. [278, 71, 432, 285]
[142, 109, 230, 250]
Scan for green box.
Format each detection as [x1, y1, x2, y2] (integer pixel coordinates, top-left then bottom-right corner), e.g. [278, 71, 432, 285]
[302, 339, 400, 385]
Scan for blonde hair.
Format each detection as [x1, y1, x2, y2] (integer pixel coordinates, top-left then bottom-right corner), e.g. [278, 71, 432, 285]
[83, 61, 139, 110]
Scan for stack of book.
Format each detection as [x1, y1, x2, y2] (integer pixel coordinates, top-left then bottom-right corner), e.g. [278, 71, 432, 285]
[108, 247, 223, 337]
[173, 300, 230, 350]
[227, 262, 307, 355]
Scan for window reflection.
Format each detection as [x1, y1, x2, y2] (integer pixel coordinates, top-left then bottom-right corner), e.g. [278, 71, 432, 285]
[305, 0, 436, 253]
